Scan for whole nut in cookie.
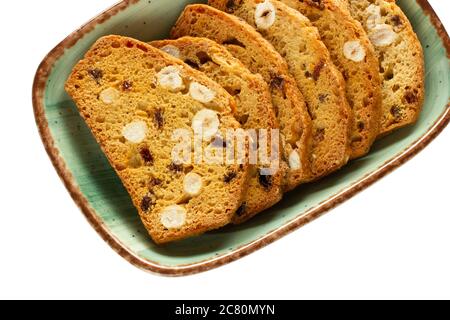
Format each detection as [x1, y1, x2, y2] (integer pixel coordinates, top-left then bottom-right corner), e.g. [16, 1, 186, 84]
[192, 109, 220, 140]
[160, 205, 187, 229]
[189, 82, 216, 104]
[183, 172, 203, 197]
[122, 121, 148, 144]
[255, 0, 276, 30]
[157, 66, 184, 91]
[343, 40, 366, 62]
[100, 87, 120, 104]
[160, 45, 181, 59]
[369, 24, 398, 47]
[366, 4, 382, 30]
[289, 150, 301, 170]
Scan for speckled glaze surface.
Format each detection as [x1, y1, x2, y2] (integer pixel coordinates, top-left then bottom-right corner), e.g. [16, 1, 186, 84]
[33, 0, 450, 276]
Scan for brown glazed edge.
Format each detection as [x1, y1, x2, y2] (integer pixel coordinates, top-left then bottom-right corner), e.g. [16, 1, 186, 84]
[32, 0, 450, 277]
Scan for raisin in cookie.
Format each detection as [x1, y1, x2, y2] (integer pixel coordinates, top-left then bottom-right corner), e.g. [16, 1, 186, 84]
[151, 37, 285, 223]
[346, 0, 425, 136]
[65, 35, 249, 244]
[278, 0, 383, 158]
[172, 4, 315, 190]
[211, 0, 353, 179]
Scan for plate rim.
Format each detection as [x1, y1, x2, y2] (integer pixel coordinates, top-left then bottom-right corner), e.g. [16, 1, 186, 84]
[32, 0, 450, 276]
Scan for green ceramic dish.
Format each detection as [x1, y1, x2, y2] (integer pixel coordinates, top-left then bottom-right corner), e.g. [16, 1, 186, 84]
[33, 0, 450, 276]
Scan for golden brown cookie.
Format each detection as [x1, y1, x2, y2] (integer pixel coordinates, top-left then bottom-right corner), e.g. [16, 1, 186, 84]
[210, 0, 353, 179]
[278, 0, 383, 158]
[65, 35, 249, 244]
[346, 0, 425, 136]
[151, 37, 285, 223]
[172, 4, 323, 189]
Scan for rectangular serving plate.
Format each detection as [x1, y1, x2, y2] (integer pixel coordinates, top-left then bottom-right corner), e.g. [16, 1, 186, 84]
[33, 0, 450, 276]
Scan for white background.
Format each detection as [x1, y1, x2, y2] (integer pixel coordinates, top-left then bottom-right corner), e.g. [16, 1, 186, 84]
[0, 0, 448, 300]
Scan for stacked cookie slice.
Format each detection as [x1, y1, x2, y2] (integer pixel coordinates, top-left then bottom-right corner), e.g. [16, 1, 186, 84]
[65, 36, 250, 244]
[274, 0, 383, 158]
[171, 3, 352, 183]
[151, 37, 286, 223]
[345, 0, 425, 136]
[65, 0, 424, 244]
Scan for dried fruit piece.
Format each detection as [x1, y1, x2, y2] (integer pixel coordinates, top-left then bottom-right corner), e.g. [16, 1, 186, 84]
[270, 75, 285, 91]
[314, 128, 325, 143]
[122, 121, 148, 143]
[99, 87, 120, 104]
[391, 15, 402, 27]
[313, 60, 325, 80]
[226, 0, 239, 13]
[168, 162, 184, 173]
[140, 147, 154, 165]
[141, 194, 154, 212]
[236, 202, 247, 217]
[192, 109, 220, 140]
[185, 59, 200, 69]
[149, 177, 163, 188]
[183, 173, 204, 197]
[122, 81, 133, 91]
[88, 68, 103, 84]
[154, 109, 164, 130]
[357, 121, 365, 132]
[255, 0, 276, 30]
[369, 24, 398, 47]
[224, 171, 237, 183]
[236, 113, 250, 126]
[156, 66, 184, 91]
[404, 90, 418, 104]
[160, 45, 181, 59]
[390, 105, 402, 120]
[189, 82, 216, 103]
[160, 205, 187, 229]
[196, 51, 212, 65]
[258, 171, 273, 190]
[343, 41, 366, 62]
[309, 0, 324, 10]
[318, 93, 328, 102]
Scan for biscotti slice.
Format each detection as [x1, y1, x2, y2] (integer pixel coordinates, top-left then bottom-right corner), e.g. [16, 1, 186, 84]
[210, 0, 353, 179]
[346, 0, 425, 136]
[278, 0, 383, 158]
[172, 5, 318, 189]
[65, 35, 249, 244]
[151, 37, 285, 223]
